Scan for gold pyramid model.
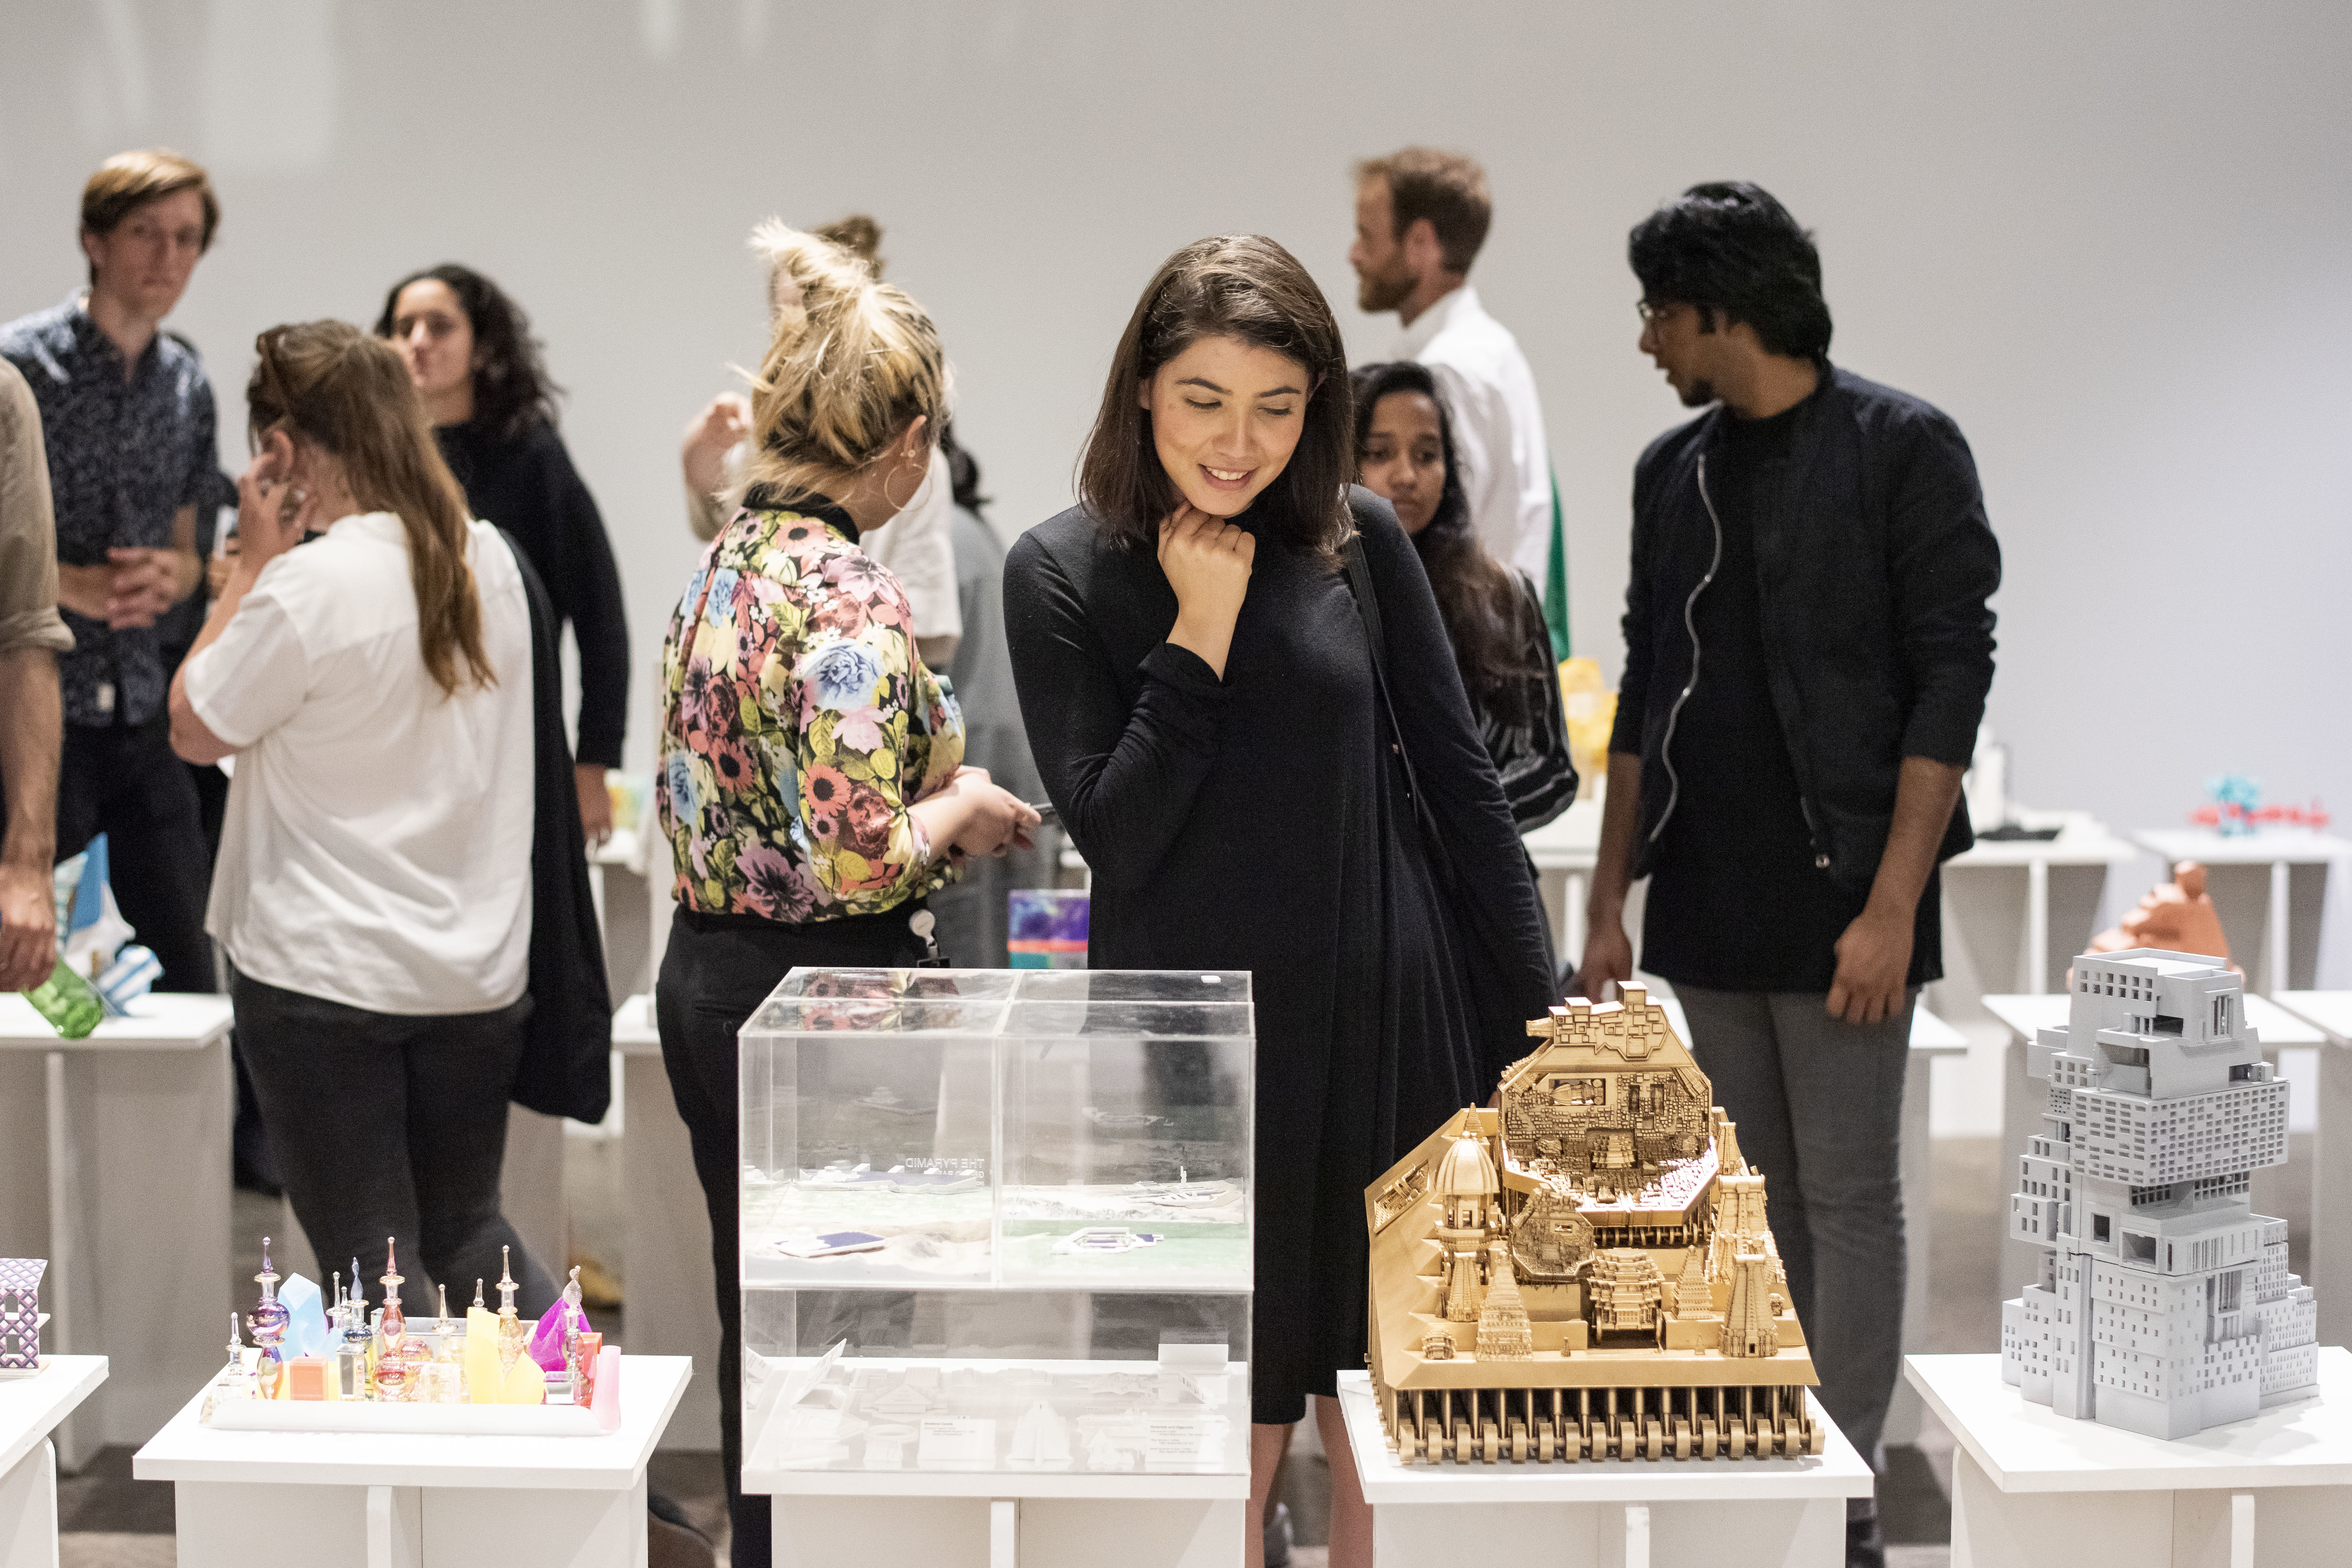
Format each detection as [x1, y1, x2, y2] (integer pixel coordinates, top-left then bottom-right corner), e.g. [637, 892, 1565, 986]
[1364, 984, 1822, 1463]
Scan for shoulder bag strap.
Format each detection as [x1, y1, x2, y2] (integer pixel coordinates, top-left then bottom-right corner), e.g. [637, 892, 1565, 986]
[1341, 534, 1450, 866]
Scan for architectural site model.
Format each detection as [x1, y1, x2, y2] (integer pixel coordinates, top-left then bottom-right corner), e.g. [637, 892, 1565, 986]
[1365, 983, 1823, 1465]
[2002, 948, 2320, 1438]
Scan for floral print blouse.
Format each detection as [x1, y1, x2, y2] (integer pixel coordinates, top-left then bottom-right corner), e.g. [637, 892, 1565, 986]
[658, 499, 964, 921]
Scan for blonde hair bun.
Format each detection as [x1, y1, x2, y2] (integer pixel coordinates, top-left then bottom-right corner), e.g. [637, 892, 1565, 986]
[742, 220, 948, 505]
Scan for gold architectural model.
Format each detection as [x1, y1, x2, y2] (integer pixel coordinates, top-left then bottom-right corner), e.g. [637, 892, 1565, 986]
[1365, 984, 1823, 1463]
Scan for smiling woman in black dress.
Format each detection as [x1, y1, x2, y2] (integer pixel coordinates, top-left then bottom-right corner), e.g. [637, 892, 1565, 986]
[1003, 235, 1555, 1567]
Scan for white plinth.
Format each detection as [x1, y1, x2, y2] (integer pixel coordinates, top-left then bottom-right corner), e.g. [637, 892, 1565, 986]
[0, 993, 233, 1463]
[134, 1353, 689, 1568]
[1334, 1371, 1873, 1568]
[611, 994, 720, 1451]
[1906, 1349, 2352, 1568]
[0, 1358, 106, 1568]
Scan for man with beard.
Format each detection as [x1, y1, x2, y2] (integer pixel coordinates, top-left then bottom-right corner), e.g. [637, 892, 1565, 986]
[1580, 182, 2000, 1568]
[1349, 147, 1556, 588]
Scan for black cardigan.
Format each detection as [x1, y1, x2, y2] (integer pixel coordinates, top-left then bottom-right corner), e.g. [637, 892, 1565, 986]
[1610, 363, 2001, 888]
[501, 532, 613, 1124]
[437, 419, 630, 768]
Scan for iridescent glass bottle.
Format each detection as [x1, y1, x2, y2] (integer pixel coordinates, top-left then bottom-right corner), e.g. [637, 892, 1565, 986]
[246, 1237, 288, 1398]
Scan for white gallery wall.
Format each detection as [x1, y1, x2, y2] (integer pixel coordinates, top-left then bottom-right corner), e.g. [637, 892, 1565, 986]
[4, 0, 2349, 984]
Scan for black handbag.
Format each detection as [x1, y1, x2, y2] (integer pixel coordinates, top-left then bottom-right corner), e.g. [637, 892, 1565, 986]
[1340, 533, 1558, 1080]
[1478, 578, 1578, 832]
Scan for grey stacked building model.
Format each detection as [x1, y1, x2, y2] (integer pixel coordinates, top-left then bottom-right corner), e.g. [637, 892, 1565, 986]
[2002, 949, 2320, 1438]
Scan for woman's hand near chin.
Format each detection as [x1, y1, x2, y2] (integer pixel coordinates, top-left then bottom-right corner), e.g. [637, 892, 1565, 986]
[1157, 504, 1255, 679]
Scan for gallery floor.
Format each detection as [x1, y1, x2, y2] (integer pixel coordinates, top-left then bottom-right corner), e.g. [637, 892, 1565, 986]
[50, 1135, 2315, 1567]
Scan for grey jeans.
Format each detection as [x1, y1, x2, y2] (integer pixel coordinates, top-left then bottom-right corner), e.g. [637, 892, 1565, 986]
[1674, 984, 1912, 1474]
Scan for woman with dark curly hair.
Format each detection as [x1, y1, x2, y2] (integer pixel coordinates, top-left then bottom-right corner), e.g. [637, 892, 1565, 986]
[377, 265, 629, 842]
[1352, 360, 1574, 831]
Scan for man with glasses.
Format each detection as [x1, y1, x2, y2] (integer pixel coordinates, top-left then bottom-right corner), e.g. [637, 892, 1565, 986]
[1578, 183, 1999, 1568]
[1, 149, 222, 995]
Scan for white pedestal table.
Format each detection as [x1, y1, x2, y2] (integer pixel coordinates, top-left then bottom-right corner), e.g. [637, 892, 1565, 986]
[1905, 1348, 2352, 1568]
[0, 1357, 106, 1567]
[611, 994, 718, 1450]
[0, 992, 233, 1465]
[1333, 1370, 1872, 1567]
[133, 1352, 690, 1568]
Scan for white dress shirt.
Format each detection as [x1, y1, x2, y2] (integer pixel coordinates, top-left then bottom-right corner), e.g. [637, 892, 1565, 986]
[186, 514, 535, 1015]
[1397, 283, 1553, 582]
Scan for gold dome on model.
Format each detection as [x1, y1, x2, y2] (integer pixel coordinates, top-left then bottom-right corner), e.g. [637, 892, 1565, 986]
[1433, 1128, 1498, 1198]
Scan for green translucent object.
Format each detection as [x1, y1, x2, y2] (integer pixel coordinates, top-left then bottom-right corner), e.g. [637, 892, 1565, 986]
[23, 959, 102, 1039]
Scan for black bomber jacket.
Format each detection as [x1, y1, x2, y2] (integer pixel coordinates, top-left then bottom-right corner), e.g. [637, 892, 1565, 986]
[1607, 363, 2002, 890]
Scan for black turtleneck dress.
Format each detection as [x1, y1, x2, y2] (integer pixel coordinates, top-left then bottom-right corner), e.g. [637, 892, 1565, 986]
[434, 418, 630, 768]
[1003, 487, 1557, 1425]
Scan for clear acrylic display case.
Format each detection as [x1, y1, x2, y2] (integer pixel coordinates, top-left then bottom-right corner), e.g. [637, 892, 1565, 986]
[738, 968, 1253, 1489]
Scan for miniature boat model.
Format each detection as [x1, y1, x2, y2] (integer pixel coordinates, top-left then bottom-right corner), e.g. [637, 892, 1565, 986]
[1052, 1227, 1163, 1255]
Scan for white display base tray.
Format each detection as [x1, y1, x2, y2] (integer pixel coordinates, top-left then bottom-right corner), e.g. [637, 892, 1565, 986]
[134, 1355, 689, 1490]
[1334, 1371, 1872, 1504]
[205, 1397, 611, 1438]
[1334, 1372, 1870, 1568]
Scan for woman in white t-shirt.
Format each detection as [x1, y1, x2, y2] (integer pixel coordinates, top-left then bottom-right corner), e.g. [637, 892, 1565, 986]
[169, 320, 554, 1319]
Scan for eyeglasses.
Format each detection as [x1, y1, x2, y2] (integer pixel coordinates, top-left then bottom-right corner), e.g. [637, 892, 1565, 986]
[1636, 299, 1679, 325]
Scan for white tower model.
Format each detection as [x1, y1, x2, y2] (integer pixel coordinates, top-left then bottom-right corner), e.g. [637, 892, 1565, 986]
[2001, 949, 2318, 1438]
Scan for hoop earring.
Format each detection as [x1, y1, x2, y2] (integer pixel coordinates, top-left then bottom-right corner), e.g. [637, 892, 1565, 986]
[881, 457, 922, 513]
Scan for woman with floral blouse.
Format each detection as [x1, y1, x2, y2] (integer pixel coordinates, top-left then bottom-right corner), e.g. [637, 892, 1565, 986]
[652, 223, 1036, 1562]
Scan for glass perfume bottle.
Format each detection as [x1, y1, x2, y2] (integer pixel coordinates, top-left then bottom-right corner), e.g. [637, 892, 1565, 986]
[335, 1267, 373, 1401]
[494, 1246, 527, 1378]
[202, 1313, 248, 1421]
[431, 1283, 468, 1402]
[246, 1237, 288, 1399]
[371, 1238, 414, 1402]
[548, 1266, 587, 1404]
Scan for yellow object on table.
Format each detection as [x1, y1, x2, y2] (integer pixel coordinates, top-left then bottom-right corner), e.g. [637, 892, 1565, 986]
[1558, 657, 1616, 800]
[464, 1306, 544, 1404]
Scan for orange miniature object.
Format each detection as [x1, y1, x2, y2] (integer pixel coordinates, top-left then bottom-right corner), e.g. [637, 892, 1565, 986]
[575, 1332, 604, 1406]
[281, 1357, 331, 1401]
[2086, 861, 2238, 975]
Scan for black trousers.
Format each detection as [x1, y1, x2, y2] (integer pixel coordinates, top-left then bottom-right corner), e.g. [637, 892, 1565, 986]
[656, 905, 928, 1568]
[232, 967, 558, 1319]
[56, 717, 214, 994]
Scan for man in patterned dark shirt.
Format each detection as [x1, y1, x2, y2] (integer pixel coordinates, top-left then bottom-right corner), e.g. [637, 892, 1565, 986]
[0, 149, 223, 992]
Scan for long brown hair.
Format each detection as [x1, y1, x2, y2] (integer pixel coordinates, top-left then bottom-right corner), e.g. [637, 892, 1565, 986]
[1353, 361, 1550, 725]
[739, 222, 948, 506]
[248, 321, 492, 696]
[1078, 235, 1354, 560]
